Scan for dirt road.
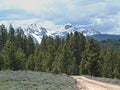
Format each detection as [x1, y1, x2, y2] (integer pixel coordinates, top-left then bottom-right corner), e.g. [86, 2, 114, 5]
[71, 76, 120, 90]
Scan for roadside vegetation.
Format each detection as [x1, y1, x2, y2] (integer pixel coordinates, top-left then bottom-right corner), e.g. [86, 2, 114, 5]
[0, 71, 79, 90]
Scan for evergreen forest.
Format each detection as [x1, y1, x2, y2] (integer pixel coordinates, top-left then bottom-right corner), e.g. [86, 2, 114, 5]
[0, 24, 120, 79]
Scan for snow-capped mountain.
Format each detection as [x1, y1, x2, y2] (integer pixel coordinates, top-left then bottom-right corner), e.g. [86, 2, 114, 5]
[22, 23, 101, 44]
[23, 23, 47, 43]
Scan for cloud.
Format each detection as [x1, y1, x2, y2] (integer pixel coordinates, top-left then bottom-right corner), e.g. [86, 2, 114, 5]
[0, 9, 39, 21]
[0, 0, 120, 34]
[0, 18, 40, 28]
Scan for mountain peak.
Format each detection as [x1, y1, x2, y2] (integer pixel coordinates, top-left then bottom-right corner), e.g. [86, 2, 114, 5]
[27, 23, 44, 31]
[64, 23, 73, 29]
[81, 28, 101, 36]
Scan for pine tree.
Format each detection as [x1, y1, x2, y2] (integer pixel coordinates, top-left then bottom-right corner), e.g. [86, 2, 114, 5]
[0, 53, 4, 70]
[15, 32, 23, 48]
[26, 54, 35, 70]
[15, 48, 26, 70]
[8, 24, 15, 42]
[57, 44, 69, 73]
[15, 27, 26, 50]
[54, 36, 61, 51]
[73, 32, 86, 64]
[22, 36, 27, 57]
[43, 36, 55, 72]
[46, 45, 55, 72]
[40, 36, 48, 52]
[102, 47, 117, 78]
[72, 32, 86, 74]
[2, 40, 16, 70]
[0, 24, 7, 50]
[114, 53, 120, 79]
[26, 36, 35, 58]
[34, 46, 43, 71]
[56, 42, 77, 75]
[80, 38, 101, 76]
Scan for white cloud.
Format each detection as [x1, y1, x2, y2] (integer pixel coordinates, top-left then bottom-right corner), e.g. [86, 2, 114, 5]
[0, 0, 120, 34]
[0, 0, 55, 14]
[92, 18, 103, 25]
[39, 21, 57, 28]
[0, 18, 40, 28]
[13, 19, 39, 25]
[0, 19, 58, 29]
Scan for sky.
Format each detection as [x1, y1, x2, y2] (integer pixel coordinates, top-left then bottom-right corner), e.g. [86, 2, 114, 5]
[0, 0, 120, 34]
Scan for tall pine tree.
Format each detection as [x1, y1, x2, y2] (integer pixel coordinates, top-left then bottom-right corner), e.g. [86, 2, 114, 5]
[80, 38, 101, 76]
[0, 24, 7, 50]
[2, 40, 16, 70]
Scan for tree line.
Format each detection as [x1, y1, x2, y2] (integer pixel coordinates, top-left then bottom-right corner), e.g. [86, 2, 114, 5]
[0, 24, 120, 79]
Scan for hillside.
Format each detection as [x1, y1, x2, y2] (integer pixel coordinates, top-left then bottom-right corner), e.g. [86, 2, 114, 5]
[88, 34, 120, 41]
[100, 39, 120, 50]
[0, 71, 79, 90]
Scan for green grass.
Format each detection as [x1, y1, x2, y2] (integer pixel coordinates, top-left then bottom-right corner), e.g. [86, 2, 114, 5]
[0, 71, 79, 90]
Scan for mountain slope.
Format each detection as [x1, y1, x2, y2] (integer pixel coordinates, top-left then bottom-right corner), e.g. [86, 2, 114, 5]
[100, 39, 120, 50]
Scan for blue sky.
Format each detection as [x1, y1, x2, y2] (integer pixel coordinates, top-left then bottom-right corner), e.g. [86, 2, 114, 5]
[0, 0, 120, 34]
